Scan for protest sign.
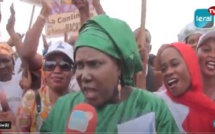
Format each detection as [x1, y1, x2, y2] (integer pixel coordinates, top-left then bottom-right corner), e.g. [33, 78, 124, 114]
[45, 0, 96, 38]
[20, 0, 97, 37]
[45, 7, 96, 38]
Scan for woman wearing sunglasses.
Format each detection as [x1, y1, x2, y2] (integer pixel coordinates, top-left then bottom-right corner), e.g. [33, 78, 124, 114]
[16, 41, 75, 132]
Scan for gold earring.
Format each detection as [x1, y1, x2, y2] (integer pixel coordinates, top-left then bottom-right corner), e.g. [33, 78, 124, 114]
[118, 79, 122, 100]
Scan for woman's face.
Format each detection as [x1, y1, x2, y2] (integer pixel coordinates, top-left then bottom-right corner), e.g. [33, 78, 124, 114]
[134, 29, 151, 62]
[160, 47, 191, 97]
[44, 53, 74, 93]
[197, 38, 215, 77]
[75, 47, 120, 107]
[0, 53, 14, 81]
[187, 33, 202, 50]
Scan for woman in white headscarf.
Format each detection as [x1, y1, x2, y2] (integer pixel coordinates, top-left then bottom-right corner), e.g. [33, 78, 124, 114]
[178, 22, 206, 50]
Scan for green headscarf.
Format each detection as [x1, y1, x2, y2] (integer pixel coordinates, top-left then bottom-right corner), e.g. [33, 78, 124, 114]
[75, 15, 142, 86]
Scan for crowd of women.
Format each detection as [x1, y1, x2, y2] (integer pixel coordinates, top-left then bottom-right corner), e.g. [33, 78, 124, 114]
[0, 0, 215, 133]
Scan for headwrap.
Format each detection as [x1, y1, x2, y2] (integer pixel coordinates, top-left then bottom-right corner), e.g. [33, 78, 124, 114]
[161, 42, 215, 132]
[0, 42, 14, 56]
[75, 15, 142, 86]
[177, 22, 206, 43]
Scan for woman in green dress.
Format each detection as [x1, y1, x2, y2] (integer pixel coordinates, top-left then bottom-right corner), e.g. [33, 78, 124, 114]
[40, 15, 179, 134]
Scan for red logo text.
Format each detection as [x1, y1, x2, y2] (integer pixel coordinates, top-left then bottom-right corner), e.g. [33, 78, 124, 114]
[208, 6, 215, 15]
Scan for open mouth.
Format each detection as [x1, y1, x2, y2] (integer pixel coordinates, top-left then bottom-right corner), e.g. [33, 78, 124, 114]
[167, 78, 178, 89]
[206, 61, 215, 70]
[82, 87, 97, 99]
[51, 76, 63, 83]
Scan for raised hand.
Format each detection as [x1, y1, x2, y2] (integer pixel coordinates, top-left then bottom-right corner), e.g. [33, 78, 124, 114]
[19, 73, 31, 93]
[40, 0, 52, 18]
[19, 63, 32, 93]
[73, 0, 90, 26]
[0, 90, 16, 126]
[6, 3, 16, 37]
[0, 90, 10, 112]
[7, 33, 24, 47]
[73, 0, 89, 11]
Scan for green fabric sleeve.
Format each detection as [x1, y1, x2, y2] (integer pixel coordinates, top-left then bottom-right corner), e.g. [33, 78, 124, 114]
[40, 92, 84, 133]
[155, 98, 180, 134]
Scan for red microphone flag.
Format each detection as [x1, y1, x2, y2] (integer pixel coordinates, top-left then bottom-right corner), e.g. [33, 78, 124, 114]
[66, 103, 97, 134]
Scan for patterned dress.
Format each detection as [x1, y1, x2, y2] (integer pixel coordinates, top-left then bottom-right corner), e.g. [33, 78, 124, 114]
[16, 86, 51, 132]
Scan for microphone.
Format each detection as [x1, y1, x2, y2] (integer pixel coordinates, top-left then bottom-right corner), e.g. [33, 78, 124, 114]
[65, 103, 97, 134]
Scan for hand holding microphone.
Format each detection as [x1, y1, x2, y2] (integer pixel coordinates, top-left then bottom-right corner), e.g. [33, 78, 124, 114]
[65, 103, 97, 134]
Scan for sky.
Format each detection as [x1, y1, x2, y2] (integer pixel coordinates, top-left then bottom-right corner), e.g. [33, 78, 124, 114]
[0, 0, 214, 54]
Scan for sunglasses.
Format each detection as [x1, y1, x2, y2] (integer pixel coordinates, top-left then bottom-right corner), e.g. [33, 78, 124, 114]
[43, 61, 74, 72]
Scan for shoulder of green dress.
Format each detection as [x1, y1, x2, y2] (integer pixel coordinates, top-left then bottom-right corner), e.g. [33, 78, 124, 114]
[130, 87, 173, 120]
[56, 91, 85, 105]
[130, 87, 166, 105]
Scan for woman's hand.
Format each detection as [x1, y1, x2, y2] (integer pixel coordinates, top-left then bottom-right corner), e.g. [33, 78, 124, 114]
[0, 91, 17, 133]
[6, 4, 16, 38]
[73, 0, 89, 11]
[40, 0, 52, 18]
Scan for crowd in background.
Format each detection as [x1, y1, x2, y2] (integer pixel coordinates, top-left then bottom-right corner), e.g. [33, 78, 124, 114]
[0, 0, 215, 133]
